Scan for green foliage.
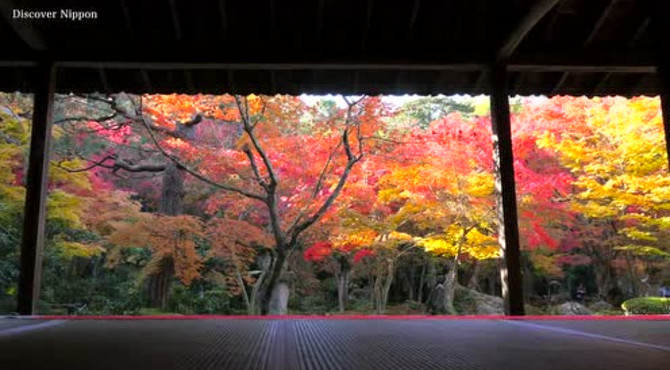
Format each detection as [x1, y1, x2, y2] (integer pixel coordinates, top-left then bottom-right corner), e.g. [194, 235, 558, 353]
[96, 292, 143, 315]
[289, 292, 331, 314]
[592, 309, 624, 316]
[453, 287, 477, 314]
[392, 96, 475, 129]
[167, 284, 231, 314]
[621, 297, 670, 315]
[524, 304, 549, 315]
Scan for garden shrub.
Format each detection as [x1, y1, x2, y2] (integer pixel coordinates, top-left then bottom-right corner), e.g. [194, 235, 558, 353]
[168, 284, 231, 314]
[621, 297, 670, 315]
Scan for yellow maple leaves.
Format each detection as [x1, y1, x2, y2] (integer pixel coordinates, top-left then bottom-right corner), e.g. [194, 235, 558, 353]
[539, 96, 670, 258]
[417, 225, 499, 260]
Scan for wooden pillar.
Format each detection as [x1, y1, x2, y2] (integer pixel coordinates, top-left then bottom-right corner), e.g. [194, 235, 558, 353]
[489, 62, 524, 316]
[650, 7, 670, 170]
[661, 86, 670, 171]
[16, 61, 55, 315]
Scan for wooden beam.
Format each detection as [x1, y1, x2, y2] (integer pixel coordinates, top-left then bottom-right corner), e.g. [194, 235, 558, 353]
[0, 61, 38, 67]
[269, 0, 277, 41]
[140, 69, 152, 91]
[13, 67, 28, 92]
[184, 70, 195, 92]
[660, 83, 670, 171]
[541, 5, 563, 42]
[628, 18, 650, 48]
[218, 0, 229, 40]
[583, 0, 620, 48]
[168, 0, 182, 40]
[227, 70, 235, 91]
[16, 61, 55, 315]
[592, 72, 613, 96]
[509, 64, 654, 73]
[46, 59, 655, 73]
[316, 0, 325, 41]
[650, 4, 670, 170]
[551, 71, 569, 95]
[408, 0, 421, 32]
[3, 47, 656, 71]
[497, 0, 561, 61]
[56, 61, 483, 71]
[361, 0, 374, 51]
[475, 70, 489, 91]
[353, 71, 361, 94]
[512, 71, 526, 92]
[394, 71, 408, 94]
[270, 70, 278, 94]
[623, 73, 647, 98]
[489, 62, 525, 316]
[0, 0, 47, 50]
[98, 68, 111, 93]
[119, 0, 135, 39]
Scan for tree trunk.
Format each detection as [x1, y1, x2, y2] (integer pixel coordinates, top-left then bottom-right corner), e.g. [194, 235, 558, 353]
[489, 270, 496, 296]
[160, 162, 184, 216]
[624, 252, 640, 298]
[426, 257, 437, 294]
[248, 255, 270, 315]
[417, 260, 427, 303]
[381, 258, 395, 313]
[593, 255, 620, 303]
[408, 263, 416, 302]
[467, 259, 481, 291]
[442, 258, 458, 314]
[373, 259, 384, 313]
[268, 281, 290, 314]
[337, 256, 351, 313]
[147, 259, 174, 309]
[522, 255, 534, 300]
[259, 248, 290, 315]
[234, 266, 251, 314]
[146, 161, 185, 309]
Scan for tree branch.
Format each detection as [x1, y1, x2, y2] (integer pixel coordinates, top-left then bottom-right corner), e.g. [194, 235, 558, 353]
[53, 113, 117, 125]
[112, 158, 167, 173]
[251, 97, 267, 128]
[312, 139, 344, 198]
[234, 95, 284, 246]
[235, 96, 278, 187]
[51, 155, 115, 173]
[289, 97, 366, 244]
[242, 145, 268, 191]
[52, 154, 168, 174]
[136, 97, 266, 201]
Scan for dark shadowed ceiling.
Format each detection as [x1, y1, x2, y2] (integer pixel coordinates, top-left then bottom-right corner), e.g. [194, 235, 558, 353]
[0, 0, 660, 96]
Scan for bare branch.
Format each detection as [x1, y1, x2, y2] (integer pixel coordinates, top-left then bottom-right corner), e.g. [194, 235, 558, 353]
[242, 145, 268, 191]
[312, 139, 344, 198]
[235, 95, 278, 187]
[51, 154, 166, 174]
[50, 155, 116, 173]
[145, 122, 183, 138]
[53, 112, 117, 125]
[112, 158, 167, 173]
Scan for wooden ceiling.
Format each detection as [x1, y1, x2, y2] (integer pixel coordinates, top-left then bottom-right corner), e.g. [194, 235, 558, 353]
[0, 0, 661, 96]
